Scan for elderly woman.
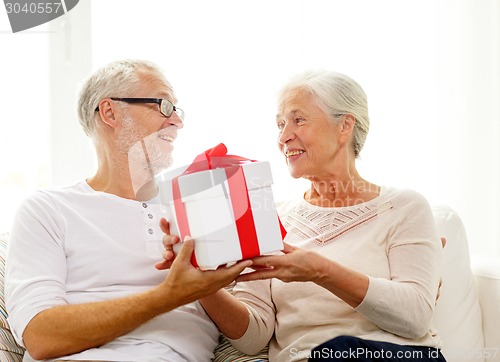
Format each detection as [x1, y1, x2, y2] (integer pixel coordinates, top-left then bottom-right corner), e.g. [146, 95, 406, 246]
[163, 70, 446, 362]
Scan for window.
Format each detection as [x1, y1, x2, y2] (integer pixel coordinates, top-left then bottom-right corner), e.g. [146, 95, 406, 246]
[0, 19, 50, 232]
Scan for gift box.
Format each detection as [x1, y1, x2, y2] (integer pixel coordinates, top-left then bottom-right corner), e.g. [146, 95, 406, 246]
[157, 143, 286, 270]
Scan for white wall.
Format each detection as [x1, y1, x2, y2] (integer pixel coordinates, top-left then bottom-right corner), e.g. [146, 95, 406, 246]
[1, 0, 499, 258]
[432, 0, 500, 257]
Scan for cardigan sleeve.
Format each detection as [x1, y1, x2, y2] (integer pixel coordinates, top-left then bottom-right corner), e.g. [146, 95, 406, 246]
[227, 278, 276, 354]
[355, 189, 443, 338]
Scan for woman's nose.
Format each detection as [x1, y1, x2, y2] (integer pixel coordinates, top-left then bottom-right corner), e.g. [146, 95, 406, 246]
[278, 122, 295, 145]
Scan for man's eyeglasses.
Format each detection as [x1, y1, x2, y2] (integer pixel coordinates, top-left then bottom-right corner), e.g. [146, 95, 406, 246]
[95, 97, 184, 120]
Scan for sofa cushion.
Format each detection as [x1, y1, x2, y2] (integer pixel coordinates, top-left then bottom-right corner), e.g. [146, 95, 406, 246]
[0, 327, 24, 361]
[213, 334, 268, 362]
[431, 205, 485, 362]
[0, 233, 10, 330]
[0, 233, 26, 358]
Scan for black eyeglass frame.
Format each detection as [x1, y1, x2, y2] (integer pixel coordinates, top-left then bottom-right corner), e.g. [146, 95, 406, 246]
[95, 97, 184, 119]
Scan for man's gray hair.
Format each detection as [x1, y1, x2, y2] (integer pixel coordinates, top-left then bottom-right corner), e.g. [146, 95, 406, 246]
[278, 70, 369, 158]
[77, 59, 169, 137]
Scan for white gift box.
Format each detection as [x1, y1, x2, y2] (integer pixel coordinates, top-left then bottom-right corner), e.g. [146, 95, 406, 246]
[158, 160, 285, 270]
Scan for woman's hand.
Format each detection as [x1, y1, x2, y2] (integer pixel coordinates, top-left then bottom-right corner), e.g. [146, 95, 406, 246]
[237, 242, 369, 308]
[436, 237, 447, 303]
[155, 218, 181, 270]
[236, 242, 324, 283]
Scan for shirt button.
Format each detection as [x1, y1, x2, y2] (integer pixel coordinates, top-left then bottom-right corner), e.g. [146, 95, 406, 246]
[142, 203, 148, 208]
[148, 214, 153, 219]
[148, 228, 154, 235]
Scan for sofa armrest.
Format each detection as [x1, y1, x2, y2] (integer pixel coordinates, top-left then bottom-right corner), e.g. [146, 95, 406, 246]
[471, 257, 500, 361]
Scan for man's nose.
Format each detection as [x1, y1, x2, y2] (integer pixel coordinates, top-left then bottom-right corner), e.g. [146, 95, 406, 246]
[166, 113, 184, 128]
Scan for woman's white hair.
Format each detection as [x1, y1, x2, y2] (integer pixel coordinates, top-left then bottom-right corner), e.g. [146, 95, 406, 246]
[77, 59, 170, 137]
[278, 70, 369, 158]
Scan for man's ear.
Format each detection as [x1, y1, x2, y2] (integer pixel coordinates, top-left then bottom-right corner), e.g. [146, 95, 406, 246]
[96, 99, 119, 129]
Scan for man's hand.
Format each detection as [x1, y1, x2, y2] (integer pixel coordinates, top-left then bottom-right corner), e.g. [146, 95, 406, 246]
[155, 218, 180, 270]
[154, 217, 252, 304]
[158, 235, 252, 306]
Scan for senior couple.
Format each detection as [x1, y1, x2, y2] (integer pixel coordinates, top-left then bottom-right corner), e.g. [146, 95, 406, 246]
[5, 60, 446, 362]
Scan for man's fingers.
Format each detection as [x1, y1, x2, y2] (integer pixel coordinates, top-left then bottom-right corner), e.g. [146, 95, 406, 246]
[282, 242, 296, 254]
[162, 234, 179, 248]
[175, 237, 195, 263]
[159, 218, 170, 234]
[163, 249, 174, 260]
[161, 218, 180, 248]
[155, 260, 171, 270]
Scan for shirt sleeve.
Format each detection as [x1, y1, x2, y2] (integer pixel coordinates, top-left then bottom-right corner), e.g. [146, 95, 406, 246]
[355, 189, 443, 339]
[227, 278, 276, 355]
[5, 191, 69, 346]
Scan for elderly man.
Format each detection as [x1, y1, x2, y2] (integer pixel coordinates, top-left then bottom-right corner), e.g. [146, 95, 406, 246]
[5, 60, 250, 362]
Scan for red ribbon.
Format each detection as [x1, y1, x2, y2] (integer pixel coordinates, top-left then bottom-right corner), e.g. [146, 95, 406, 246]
[225, 165, 260, 260]
[172, 143, 286, 267]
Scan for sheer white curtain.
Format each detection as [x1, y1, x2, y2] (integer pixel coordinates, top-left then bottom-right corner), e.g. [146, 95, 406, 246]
[1, 0, 498, 258]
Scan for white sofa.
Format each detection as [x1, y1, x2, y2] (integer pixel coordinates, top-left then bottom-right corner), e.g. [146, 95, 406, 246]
[430, 205, 500, 362]
[1, 205, 499, 361]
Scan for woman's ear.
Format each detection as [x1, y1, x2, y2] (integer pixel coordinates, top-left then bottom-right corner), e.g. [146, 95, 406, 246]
[341, 114, 355, 133]
[339, 113, 356, 142]
[96, 99, 119, 129]
[336, 114, 356, 154]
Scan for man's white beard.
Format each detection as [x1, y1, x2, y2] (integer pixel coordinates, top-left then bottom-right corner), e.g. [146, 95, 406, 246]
[118, 115, 173, 192]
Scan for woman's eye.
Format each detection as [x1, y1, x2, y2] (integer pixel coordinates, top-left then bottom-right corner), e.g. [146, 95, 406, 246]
[296, 117, 305, 124]
[277, 122, 285, 131]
